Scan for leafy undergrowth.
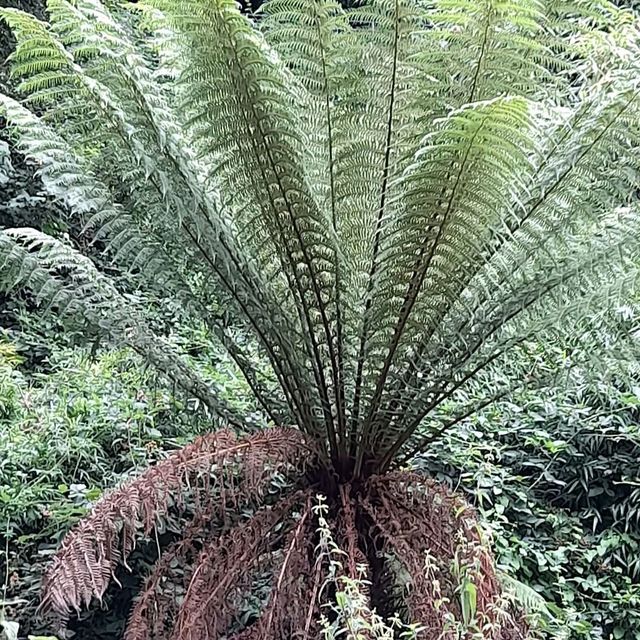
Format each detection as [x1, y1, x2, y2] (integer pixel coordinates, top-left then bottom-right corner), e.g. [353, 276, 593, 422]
[0, 333, 258, 639]
[417, 383, 640, 640]
[1, 335, 639, 640]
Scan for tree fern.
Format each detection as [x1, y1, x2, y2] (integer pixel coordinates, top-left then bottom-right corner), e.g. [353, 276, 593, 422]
[2, 0, 640, 637]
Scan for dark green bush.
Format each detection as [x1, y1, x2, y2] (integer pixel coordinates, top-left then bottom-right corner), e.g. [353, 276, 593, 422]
[418, 378, 640, 639]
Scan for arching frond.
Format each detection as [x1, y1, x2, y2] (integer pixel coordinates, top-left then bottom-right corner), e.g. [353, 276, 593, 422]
[149, 0, 346, 453]
[41, 427, 310, 621]
[499, 572, 558, 623]
[0, 227, 250, 424]
[0, 91, 292, 424]
[0, 6, 320, 433]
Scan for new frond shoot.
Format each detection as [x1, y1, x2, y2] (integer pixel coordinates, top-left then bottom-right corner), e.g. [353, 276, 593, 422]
[2, 0, 640, 637]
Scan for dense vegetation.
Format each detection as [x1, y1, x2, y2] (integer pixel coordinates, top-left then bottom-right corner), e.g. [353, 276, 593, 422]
[3, 338, 640, 639]
[2, 0, 640, 639]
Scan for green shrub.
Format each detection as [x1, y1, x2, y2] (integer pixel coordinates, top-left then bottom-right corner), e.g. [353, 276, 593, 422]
[1, 342, 189, 540]
[417, 379, 640, 639]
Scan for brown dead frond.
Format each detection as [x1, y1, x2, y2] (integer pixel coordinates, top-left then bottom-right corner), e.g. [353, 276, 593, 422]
[171, 490, 310, 640]
[362, 472, 527, 639]
[41, 427, 309, 623]
[124, 506, 219, 640]
[229, 495, 319, 640]
[338, 484, 368, 582]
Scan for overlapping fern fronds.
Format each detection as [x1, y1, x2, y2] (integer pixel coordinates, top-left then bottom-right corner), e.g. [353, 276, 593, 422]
[3, 0, 640, 471]
[2, 0, 640, 636]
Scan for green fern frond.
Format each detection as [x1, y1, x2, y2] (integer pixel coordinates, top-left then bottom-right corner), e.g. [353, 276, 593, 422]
[2, 0, 640, 478]
[499, 571, 559, 624]
[0, 5, 319, 432]
[149, 0, 348, 453]
[0, 92, 292, 425]
[0, 228, 250, 427]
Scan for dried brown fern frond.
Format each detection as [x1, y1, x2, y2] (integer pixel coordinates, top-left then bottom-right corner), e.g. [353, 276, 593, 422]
[362, 472, 526, 639]
[39, 428, 528, 639]
[337, 485, 368, 582]
[124, 505, 220, 640]
[171, 490, 310, 640]
[41, 427, 310, 622]
[229, 495, 318, 640]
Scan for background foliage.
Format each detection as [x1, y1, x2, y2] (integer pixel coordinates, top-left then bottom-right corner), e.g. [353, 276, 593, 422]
[1, 0, 640, 639]
[2, 330, 640, 639]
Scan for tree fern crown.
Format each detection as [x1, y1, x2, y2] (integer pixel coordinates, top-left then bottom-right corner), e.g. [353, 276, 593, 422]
[1, 0, 639, 478]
